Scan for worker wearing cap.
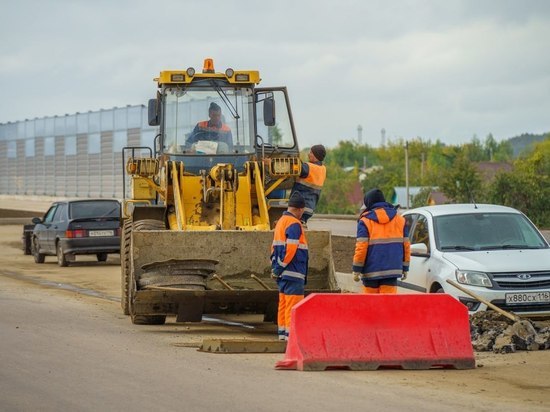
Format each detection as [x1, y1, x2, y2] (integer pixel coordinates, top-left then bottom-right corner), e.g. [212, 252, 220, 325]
[352, 188, 410, 294]
[187, 102, 233, 151]
[271, 192, 308, 341]
[291, 144, 327, 226]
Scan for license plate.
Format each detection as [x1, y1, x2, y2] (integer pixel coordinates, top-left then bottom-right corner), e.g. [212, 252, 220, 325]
[505, 291, 550, 305]
[89, 230, 114, 237]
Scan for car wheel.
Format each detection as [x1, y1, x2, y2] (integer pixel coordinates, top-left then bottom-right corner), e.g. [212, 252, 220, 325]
[57, 242, 69, 267]
[435, 286, 445, 294]
[32, 237, 45, 264]
[96, 253, 108, 262]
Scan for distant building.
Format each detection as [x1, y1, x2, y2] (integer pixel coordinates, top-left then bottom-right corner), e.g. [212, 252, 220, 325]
[0, 105, 157, 198]
[427, 190, 449, 205]
[347, 181, 364, 207]
[474, 161, 513, 182]
[390, 186, 425, 208]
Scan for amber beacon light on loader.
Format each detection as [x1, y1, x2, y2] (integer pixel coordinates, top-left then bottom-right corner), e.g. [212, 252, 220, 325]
[121, 59, 337, 325]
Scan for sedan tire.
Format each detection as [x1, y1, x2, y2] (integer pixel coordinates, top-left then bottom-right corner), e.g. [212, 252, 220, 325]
[57, 242, 69, 267]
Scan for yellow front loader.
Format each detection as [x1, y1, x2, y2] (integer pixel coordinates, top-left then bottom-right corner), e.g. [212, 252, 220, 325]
[121, 59, 336, 325]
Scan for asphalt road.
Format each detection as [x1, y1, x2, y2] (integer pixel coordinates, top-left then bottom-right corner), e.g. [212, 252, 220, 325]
[1, 224, 550, 411]
[0, 276, 475, 412]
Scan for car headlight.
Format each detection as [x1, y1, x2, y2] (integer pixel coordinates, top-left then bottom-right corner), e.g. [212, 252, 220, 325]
[455, 270, 492, 287]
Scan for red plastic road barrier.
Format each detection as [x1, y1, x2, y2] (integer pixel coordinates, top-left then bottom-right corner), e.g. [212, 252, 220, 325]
[276, 293, 475, 371]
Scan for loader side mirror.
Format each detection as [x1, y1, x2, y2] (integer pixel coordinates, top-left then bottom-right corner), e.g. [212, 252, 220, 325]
[148, 98, 160, 126]
[32, 217, 42, 224]
[263, 97, 275, 127]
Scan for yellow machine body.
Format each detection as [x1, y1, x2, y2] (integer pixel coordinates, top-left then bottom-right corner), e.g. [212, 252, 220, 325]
[120, 59, 337, 324]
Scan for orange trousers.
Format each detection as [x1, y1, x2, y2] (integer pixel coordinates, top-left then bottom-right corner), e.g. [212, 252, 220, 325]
[277, 293, 304, 336]
[362, 285, 397, 294]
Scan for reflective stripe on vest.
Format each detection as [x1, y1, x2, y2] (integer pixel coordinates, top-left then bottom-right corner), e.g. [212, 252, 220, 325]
[197, 120, 231, 132]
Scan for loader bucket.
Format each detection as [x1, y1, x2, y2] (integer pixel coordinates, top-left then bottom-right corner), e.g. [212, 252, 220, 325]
[130, 230, 337, 320]
[275, 293, 475, 371]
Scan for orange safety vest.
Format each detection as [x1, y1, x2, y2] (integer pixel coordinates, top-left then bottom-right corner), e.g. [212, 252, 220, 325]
[296, 162, 326, 193]
[271, 212, 308, 282]
[197, 121, 231, 133]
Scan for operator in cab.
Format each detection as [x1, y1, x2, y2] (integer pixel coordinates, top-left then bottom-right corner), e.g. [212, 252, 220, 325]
[186, 102, 233, 153]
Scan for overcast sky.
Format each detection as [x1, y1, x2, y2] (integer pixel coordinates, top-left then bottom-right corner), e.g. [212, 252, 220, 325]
[1, 0, 549, 148]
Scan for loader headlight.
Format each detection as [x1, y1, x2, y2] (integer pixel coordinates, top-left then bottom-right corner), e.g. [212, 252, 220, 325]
[271, 161, 291, 174]
[225, 68, 234, 78]
[235, 73, 250, 82]
[170, 73, 185, 82]
[186, 67, 196, 77]
[455, 270, 492, 287]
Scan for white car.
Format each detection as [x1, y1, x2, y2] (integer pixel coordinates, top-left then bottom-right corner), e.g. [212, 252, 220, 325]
[401, 204, 550, 316]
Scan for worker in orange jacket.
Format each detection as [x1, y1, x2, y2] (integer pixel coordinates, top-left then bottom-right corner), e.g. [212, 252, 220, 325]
[352, 188, 410, 294]
[271, 191, 308, 341]
[187, 102, 233, 151]
[291, 144, 326, 226]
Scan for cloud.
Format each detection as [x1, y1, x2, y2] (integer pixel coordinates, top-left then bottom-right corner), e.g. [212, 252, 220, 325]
[1, 0, 549, 148]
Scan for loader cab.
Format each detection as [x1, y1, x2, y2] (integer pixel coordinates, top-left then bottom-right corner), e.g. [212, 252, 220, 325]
[148, 61, 300, 174]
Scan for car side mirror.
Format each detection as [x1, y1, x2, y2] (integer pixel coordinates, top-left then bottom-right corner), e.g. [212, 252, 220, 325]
[148, 98, 160, 126]
[411, 242, 430, 257]
[263, 97, 275, 126]
[32, 217, 42, 224]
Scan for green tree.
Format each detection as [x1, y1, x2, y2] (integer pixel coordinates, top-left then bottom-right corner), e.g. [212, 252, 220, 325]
[412, 187, 434, 207]
[316, 161, 359, 214]
[439, 155, 483, 203]
[329, 140, 377, 168]
[488, 139, 550, 227]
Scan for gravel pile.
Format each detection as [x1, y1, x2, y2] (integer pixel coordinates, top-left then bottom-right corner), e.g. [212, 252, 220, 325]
[470, 311, 550, 353]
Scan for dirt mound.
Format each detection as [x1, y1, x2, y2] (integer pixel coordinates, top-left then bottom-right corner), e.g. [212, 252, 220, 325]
[331, 235, 355, 273]
[470, 311, 550, 353]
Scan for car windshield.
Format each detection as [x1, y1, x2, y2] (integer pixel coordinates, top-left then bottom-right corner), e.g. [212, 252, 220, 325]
[69, 201, 120, 219]
[162, 85, 255, 155]
[434, 212, 548, 251]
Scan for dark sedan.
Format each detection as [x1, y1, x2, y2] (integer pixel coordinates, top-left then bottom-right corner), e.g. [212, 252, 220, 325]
[32, 199, 121, 266]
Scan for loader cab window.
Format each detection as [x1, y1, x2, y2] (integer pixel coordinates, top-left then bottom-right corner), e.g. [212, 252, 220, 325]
[255, 90, 296, 149]
[162, 86, 255, 155]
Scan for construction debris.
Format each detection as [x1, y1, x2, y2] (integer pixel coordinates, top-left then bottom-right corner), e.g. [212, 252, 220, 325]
[470, 311, 550, 353]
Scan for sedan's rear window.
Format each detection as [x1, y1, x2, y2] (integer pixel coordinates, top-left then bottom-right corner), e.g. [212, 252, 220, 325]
[434, 213, 548, 251]
[69, 201, 120, 219]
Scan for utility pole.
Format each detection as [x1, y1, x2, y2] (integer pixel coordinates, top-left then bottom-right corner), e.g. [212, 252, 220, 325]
[421, 152, 425, 182]
[405, 141, 410, 209]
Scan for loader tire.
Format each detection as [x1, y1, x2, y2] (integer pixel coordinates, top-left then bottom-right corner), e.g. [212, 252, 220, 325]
[128, 218, 167, 325]
[120, 219, 133, 315]
[133, 219, 166, 231]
